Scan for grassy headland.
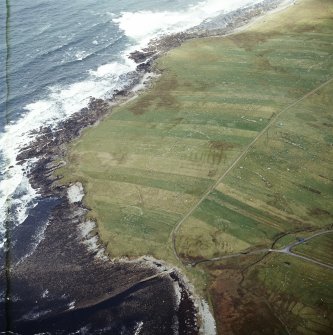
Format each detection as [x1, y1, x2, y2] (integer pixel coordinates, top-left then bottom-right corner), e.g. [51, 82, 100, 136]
[56, 0, 333, 333]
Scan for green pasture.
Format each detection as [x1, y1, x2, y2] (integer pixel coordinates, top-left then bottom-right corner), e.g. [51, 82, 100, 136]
[244, 253, 333, 334]
[56, 0, 333, 333]
[59, 0, 333, 261]
[175, 2, 333, 261]
[293, 233, 333, 266]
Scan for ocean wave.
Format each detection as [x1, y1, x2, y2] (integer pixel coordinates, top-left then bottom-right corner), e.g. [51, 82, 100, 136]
[113, 0, 262, 47]
[0, 56, 136, 249]
[0, 148, 38, 235]
[9, 37, 91, 76]
[9, 20, 124, 78]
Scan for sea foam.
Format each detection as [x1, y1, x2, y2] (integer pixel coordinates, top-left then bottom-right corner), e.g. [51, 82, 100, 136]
[0, 57, 136, 249]
[0, 0, 263, 253]
[113, 0, 262, 47]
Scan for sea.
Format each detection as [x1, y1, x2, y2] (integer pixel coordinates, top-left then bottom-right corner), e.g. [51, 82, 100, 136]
[0, 0, 263, 333]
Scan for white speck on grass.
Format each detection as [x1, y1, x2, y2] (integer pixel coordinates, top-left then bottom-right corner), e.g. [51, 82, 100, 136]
[67, 182, 84, 203]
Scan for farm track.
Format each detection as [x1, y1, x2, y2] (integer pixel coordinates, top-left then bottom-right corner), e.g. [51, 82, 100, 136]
[191, 229, 333, 270]
[170, 76, 333, 266]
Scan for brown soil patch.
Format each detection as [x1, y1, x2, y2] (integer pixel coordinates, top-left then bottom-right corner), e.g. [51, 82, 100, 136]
[209, 268, 287, 334]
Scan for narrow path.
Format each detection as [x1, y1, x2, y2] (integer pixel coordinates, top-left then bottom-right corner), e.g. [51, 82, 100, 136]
[170, 76, 333, 263]
[269, 229, 333, 253]
[269, 230, 333, 270]
[272, 249, 333, 270]
[191, 229, 333, 270]
[192, 248, 269, 266]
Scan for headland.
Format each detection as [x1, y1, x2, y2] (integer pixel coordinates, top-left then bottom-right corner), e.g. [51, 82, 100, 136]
[3, 0, 333, 334]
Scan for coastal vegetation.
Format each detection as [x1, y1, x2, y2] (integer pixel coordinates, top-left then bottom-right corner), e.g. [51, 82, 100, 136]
[56, 0, 333, 333]
[293, 232, 333, 266]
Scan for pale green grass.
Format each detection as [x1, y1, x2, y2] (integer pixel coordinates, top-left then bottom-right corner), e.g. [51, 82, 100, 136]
[244, 253, 333, 334]
[293, 233, 333, 265]
[56, 1, 333, 332]
[176, 3, 333, 262]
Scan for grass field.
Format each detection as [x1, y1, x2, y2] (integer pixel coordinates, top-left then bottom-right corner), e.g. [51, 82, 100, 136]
[204, 253, 333, 334]
[244, 254, 333, 334]
[56, 0, 333, 333]
[178, 80, 333, 262]
[293, 233, 333, 266]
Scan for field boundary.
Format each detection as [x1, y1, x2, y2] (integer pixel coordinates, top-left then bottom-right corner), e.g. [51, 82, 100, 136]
[171, 76, 333, 263]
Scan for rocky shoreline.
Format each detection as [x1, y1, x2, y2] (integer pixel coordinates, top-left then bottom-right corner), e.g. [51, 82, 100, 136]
[129, 0, 288, 68]
[1, 90, 200, 333]
[1, 0, 290, 333]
